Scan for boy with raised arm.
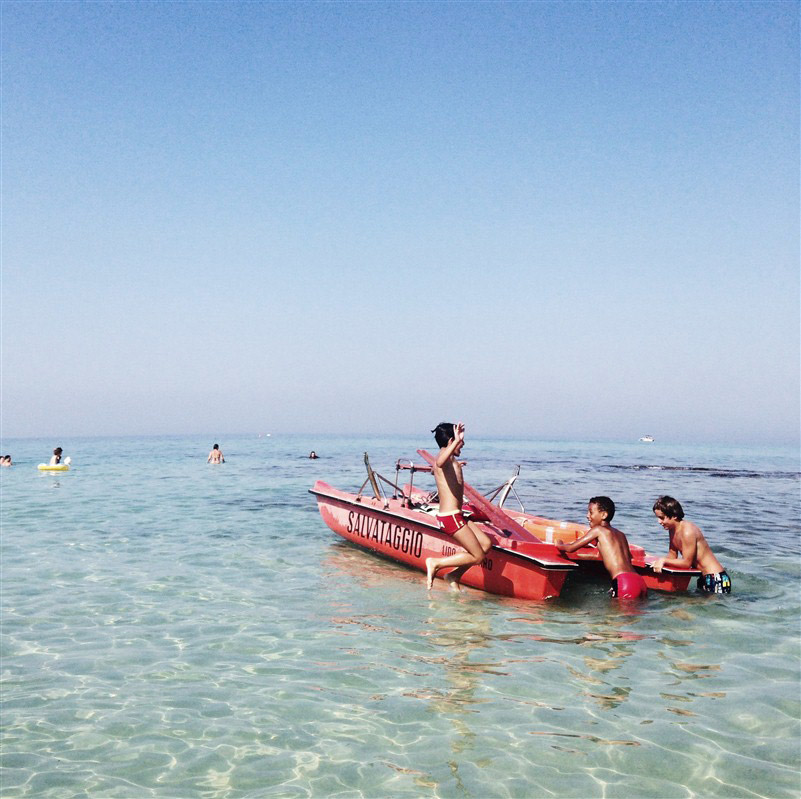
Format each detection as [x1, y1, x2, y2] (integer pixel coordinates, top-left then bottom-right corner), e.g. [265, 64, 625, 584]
[556, 496, 648, 599]
[652, 496, 731, 594]
[425, 422, 492, 591]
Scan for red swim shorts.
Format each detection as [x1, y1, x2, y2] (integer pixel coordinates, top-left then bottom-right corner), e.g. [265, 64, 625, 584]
[436, 511, 468, 536]
[611, 572, 648, 599]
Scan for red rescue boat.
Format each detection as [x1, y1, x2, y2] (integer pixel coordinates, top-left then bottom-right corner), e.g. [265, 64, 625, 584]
[310, 452, 700, 600]
[310, 454, 577, 600]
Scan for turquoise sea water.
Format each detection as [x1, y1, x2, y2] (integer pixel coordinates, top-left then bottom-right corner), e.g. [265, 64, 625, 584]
[1, 434, 799, 799]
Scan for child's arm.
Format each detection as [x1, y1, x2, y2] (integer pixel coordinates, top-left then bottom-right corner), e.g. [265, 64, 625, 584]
[435, 422, 464, 468]
[556, 526, 600, 554]
[652, 531, 697, 572]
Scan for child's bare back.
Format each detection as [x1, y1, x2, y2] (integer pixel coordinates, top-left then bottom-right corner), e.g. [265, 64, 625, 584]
[433, 457, 464, 513]
[592, 525, 635, 580]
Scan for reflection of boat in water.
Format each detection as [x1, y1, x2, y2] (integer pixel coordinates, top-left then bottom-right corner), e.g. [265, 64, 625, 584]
[310, 452, 699, 600]
[639, 435, 655, 443]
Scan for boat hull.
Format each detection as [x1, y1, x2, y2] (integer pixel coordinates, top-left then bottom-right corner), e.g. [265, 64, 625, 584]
[312, 482, 576, 601]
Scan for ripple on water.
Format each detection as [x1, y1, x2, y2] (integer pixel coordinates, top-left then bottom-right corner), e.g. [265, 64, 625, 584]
[1, 436, 799, 798]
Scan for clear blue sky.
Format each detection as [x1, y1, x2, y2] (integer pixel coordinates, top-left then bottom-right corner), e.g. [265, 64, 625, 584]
[2, 1, 798, 444]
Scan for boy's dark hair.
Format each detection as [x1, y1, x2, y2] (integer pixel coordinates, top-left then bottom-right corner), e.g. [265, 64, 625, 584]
[54, 447, 63, 455]
[653, 495, 684, 520]
[432, 422, 456, 449]
[589, 496, 615, 521]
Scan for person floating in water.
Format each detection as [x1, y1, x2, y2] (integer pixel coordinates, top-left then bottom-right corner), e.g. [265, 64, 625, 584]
[0, 455, 12, 466]
[652, 496, 731, 594]
[309, 451, 319, 459]
[207, 444, 225, 464]
[556, 496, 648, 599]
[425, 422, 492, 591]
[49, 447, 63, 466]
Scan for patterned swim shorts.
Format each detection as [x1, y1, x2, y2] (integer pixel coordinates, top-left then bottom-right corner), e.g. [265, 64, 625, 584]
[697, 571, 732, 594]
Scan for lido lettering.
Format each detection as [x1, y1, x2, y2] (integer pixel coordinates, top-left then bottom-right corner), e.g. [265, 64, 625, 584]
[442, 544, 492, 570]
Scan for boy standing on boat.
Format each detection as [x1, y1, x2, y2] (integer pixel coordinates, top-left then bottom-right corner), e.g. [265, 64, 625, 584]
[426, 422, 492, 591]
[651, 496, 731, 593]
[555, 497, 648, 599]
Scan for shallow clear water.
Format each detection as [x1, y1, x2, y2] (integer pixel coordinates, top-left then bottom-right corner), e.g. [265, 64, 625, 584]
[2, 435, 799, 798]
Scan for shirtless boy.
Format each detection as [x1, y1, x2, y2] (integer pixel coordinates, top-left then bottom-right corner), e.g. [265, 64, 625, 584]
[556, 497, 648, 599]
[207, 444, 224, 464]
[652, 496, 731, 594]
[49, 447, 63, 466]
[425, 422, 492, 591]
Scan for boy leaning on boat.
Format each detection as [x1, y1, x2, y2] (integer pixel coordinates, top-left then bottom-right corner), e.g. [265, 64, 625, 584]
[425, 422, 492, 591]
[555, 497, 648, 599]
[651, 496, 732, 594]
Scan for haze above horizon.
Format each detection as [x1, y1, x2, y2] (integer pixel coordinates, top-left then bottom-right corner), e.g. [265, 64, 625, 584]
[3, 1, 798, 446]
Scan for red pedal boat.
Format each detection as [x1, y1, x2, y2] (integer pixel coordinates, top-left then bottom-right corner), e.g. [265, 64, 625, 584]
[310, 452, 700, 600]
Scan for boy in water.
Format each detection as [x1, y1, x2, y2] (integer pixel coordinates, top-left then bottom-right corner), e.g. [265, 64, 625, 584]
[425, 422, 492, 591]
[652, 496, 731, 594]
[207, 444, 224, 463]
[555, 497, 648, 599]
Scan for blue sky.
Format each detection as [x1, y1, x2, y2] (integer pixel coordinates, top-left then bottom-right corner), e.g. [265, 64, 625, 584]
[2, 1, 798, 444]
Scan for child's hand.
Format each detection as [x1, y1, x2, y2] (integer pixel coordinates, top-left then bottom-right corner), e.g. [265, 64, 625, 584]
[454, 422, 465, 442]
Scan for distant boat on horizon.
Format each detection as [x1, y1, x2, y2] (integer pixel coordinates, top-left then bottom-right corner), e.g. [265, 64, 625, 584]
[639, 435, 655, 443]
